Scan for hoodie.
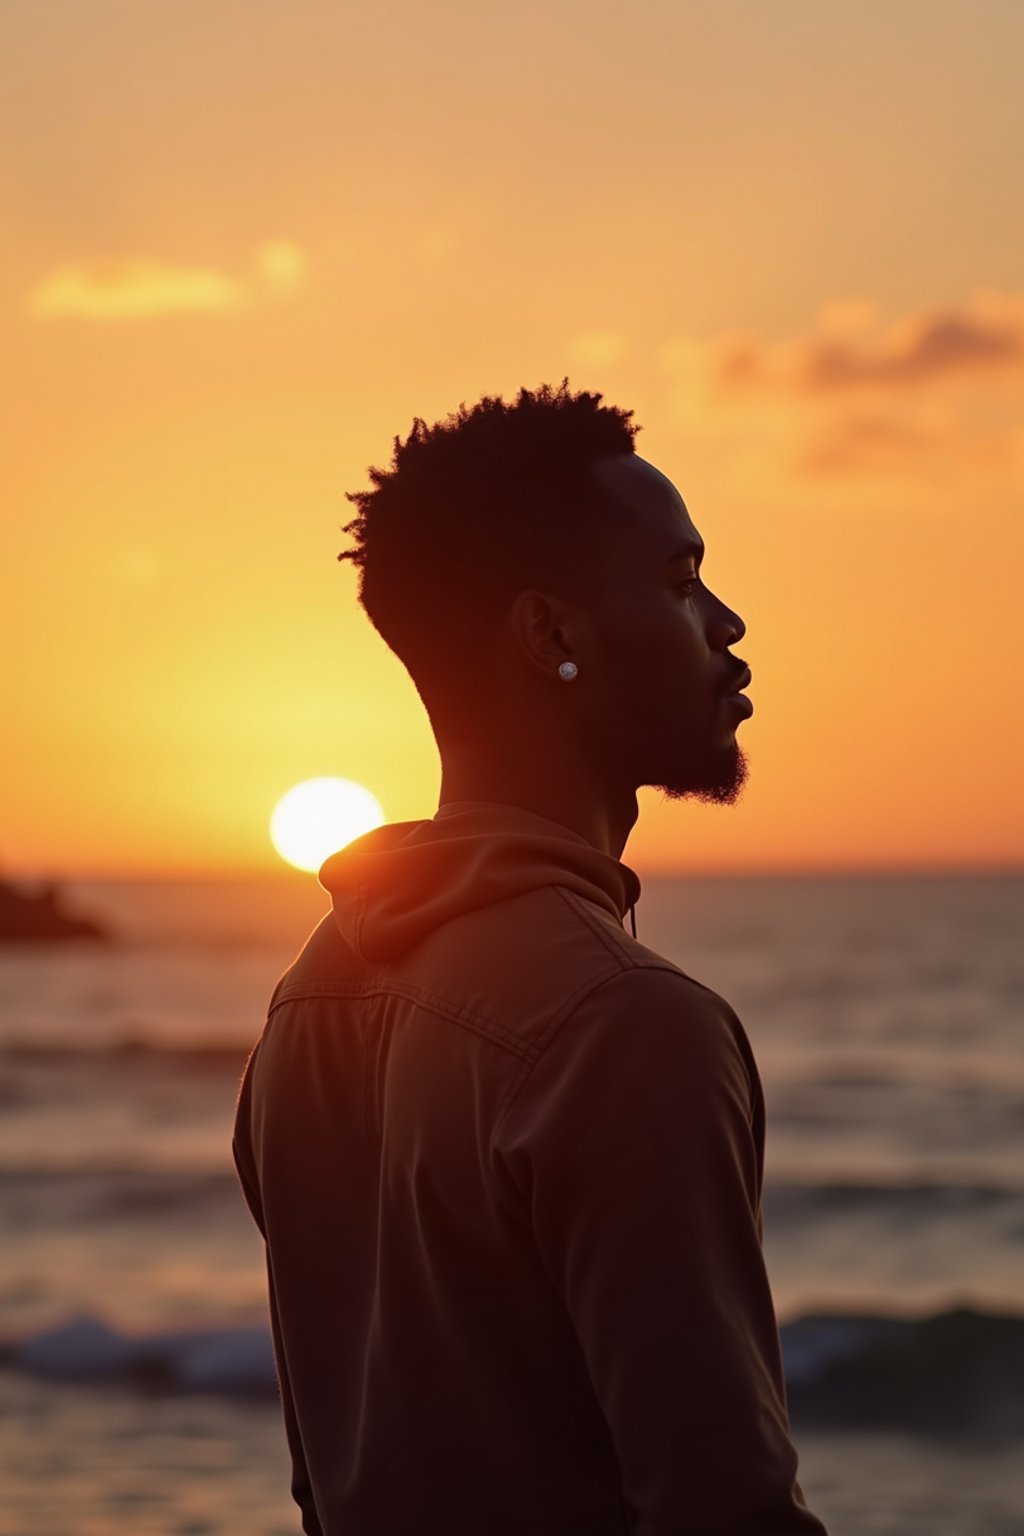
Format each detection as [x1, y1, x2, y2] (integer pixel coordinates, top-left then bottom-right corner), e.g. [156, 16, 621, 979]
[232, 800, 827, 1536]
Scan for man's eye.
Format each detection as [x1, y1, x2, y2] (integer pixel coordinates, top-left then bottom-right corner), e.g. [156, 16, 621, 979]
[675, 577, 699, 597]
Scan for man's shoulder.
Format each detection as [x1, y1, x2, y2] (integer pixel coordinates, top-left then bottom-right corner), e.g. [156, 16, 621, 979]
[260, 886, 747, 1075]
[505, 949, 761, 1129]
[491, 954, 764, 1186]
[266, 912, 354, 1008]
[404, 882, 719, 1053]
[558, 957, 749, 1065]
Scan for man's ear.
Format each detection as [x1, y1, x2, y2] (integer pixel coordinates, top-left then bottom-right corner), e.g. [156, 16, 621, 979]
[509, 590, 582, 680]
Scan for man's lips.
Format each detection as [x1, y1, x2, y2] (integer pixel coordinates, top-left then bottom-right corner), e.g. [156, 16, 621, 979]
[723, 664, 752, 697]
[721, 664, 753, 717]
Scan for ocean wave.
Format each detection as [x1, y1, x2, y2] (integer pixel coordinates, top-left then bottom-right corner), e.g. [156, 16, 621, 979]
[1, 1039, 249, 1069]
[1, 1315, 277, 1398]
[783, 1306, 1024, 1436]
[4, 1307, 1023, 1434]
[4, 1165, 1023, 1229]
[0, 1166, 240, 1220]
[765, 1179, 1024, 1224]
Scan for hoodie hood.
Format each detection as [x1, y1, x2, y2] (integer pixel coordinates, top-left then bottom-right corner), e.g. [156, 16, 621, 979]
[318, 799, 641, 964]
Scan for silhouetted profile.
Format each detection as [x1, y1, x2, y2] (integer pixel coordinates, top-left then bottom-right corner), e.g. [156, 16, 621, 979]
[233, 380, 828, 1533]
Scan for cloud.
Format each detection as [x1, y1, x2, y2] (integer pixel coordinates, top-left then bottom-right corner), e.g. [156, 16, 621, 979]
[704, 291, 1024, 395]
[804, 312, 1023, 388]
[28, 241, 308, 320]
[798, 411, 947, 476]
[570, 330, 628, 367]
[657, 291, 1024, 491]
[253, 240, 308, 293]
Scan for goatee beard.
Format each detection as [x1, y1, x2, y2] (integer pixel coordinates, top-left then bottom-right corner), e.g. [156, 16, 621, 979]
[653, 741, 749, 806]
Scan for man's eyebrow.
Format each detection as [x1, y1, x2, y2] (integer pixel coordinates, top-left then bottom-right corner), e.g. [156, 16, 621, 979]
[665, 539, 705, 566]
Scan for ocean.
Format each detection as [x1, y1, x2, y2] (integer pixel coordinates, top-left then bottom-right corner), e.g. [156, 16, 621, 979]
[1, 871, 1022, 1535]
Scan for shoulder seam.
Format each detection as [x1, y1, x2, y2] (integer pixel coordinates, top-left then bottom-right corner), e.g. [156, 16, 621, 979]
[490, 958, 689, 1147]
[268, 981, 537, 1060]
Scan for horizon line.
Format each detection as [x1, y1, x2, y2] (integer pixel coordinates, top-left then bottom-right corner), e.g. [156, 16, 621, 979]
[6, 861, 1023, 883]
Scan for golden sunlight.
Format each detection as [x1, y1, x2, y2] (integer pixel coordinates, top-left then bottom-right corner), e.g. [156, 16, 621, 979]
[270, 777, 385, 873]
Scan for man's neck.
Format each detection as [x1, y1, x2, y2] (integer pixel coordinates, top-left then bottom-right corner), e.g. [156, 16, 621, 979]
[436, 767, 639, 861]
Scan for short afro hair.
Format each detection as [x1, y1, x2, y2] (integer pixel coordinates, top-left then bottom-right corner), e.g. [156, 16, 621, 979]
[338, 378, 641, 728]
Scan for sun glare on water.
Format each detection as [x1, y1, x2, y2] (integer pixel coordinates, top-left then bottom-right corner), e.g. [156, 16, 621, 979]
[270, 777, 385, 872]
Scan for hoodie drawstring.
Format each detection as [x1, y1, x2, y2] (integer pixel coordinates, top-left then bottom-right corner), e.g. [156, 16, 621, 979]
[628, 903, 637, 939]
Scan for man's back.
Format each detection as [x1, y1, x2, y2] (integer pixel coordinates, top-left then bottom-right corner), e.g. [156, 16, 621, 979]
[233, 800, 827, 1535]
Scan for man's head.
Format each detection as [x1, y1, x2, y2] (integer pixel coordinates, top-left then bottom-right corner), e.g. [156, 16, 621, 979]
[339, 379, 750, 806]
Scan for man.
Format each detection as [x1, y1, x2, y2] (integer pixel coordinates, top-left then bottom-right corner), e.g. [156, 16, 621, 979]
[233, 379, 828, 1534]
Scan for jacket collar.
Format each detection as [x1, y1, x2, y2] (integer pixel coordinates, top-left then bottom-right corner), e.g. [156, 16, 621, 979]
[319, 798, 641, 963]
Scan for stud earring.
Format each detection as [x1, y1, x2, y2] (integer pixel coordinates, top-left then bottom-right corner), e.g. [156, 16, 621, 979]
[558, 661, 578, 682]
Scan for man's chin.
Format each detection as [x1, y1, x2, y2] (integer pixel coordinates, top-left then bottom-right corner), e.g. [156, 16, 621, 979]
[650, 742, 749, 806]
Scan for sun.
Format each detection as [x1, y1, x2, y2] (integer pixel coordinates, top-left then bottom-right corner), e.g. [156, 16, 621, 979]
[270, 778, 386, 873]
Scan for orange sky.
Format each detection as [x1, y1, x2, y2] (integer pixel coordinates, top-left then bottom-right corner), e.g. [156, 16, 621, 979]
[2, 0, 1023, 877]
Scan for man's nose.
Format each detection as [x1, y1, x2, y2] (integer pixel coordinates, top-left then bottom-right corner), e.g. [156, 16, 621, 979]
[707, 590, 745, 647]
